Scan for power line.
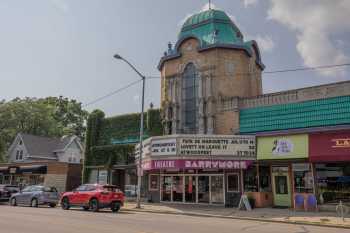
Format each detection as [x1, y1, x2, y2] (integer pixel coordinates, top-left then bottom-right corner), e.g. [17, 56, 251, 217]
[148, 63, 350, 79]
[82, 63, 350, 107]
[263, 63, 350, 74]
[82, 79, 142, 107]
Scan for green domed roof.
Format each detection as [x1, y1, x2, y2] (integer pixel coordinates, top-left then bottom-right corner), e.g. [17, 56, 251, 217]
[179, 9, 243, 46]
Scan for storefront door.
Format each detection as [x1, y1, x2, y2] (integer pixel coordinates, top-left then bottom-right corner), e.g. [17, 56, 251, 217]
[162, 176, 172, 201]
[185, 176, 196, 203]
[211, 176, 224, 204]
[272, 167, 291, 207]
[198, 176, 210, 203]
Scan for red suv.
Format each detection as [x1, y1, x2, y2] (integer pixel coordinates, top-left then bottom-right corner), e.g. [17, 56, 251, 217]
[60, 184, 124, 212]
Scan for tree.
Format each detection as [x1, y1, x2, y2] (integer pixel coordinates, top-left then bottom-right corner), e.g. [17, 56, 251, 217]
[0, 97, 89, 161]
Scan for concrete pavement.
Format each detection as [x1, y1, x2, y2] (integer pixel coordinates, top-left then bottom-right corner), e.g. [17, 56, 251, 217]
[0, 204, 349, 233]
[123, 202, 350, 229]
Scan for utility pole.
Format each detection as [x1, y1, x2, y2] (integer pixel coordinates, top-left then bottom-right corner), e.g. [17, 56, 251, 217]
[113, 54, 145, 209]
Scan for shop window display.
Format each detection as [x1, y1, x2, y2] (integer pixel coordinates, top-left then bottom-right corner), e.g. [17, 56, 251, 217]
[316, 163, 350, 203]
[293, 163, 313, 193]
[172, 176, 183, 202]
[149, 175, 159, 191]
[244, 166, 258, 192]
[258, 165, 271, 192]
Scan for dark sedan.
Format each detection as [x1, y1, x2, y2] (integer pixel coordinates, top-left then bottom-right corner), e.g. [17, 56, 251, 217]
[0, 185, 19, 202]
[10, 185, 59, 207]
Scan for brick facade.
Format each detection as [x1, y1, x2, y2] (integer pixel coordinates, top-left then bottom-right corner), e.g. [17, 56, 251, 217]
[161, 38, 263, 135]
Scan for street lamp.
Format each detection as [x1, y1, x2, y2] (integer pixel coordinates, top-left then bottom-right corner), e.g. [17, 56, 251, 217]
[114, 53, 145, 209]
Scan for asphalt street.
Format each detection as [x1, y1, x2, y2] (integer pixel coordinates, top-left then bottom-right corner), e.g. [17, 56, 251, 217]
[0, 204, 346, 233]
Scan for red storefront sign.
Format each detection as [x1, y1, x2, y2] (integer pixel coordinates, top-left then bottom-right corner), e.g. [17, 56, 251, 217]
[309, 131, 350, 162]
[142, 159, 253, 170]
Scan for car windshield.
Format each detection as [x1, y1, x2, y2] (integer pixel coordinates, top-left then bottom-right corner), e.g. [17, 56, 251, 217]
[5, 186, 19, 192]
[21, 186, 32, 192]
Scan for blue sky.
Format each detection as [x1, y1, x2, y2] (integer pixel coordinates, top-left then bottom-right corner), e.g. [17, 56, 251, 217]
[0, 0, 349, 116]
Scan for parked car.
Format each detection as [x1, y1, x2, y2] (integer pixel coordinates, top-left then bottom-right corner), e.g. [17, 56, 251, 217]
[9, 185, 59, 207]
[0, 185, 20, 202]
[124, 185, 137, 197]
[60, 184, 124, 212]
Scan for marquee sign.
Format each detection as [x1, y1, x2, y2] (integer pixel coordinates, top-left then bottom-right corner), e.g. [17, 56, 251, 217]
[136, 135, 256, 160]
[178, 136, 255, 158]
[142, 159, 253, 170]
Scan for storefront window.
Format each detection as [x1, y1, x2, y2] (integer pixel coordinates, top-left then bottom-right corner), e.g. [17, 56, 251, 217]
[293, 163, 313, 193]
[275, 176, 288, 194]
[162, 176, 172, 201]
[227, 173, 239, 192]
[259, 165, 271, 192]
[149, 175, 159, 191]
[244, 166, 258, 192]
[172, 176, 183, 202]
[316, 163, 350, 203]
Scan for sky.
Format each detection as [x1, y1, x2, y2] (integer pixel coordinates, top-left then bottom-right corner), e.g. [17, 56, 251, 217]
[0, 0, 349, 116]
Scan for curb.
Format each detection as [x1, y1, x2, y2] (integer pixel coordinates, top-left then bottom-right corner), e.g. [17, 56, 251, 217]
[122, 208, 350, 229]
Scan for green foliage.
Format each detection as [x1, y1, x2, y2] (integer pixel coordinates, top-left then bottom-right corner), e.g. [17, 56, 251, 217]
[91, 144, 134, 167]
[83, 108, 163, 182]
[98, 113, 142, 145]
[0, 97, 89, 161]
[147, 109, 163, 136]
[83, 109, 105, 182]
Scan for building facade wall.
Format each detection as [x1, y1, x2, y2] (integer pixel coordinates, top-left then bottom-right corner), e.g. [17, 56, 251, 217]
[161, 38, 262, 135]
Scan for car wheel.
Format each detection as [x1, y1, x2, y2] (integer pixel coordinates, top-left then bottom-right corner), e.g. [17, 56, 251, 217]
[61, 197, 70, 210]
[83, 206, 89, 211]
[31, 198, 38, 208]
[10, 197, 17, 206]
[111, 202, 121, 213]
[89, 198, 99, 212]
[49, 203, 56, 208]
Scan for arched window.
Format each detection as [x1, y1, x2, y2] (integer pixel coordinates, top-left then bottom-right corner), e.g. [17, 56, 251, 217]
[181, 63, 198, 133]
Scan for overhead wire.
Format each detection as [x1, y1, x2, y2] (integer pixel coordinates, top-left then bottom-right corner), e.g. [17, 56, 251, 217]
[82, 63, 350, 107]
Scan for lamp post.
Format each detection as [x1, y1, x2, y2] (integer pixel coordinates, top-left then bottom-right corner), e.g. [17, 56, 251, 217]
[114, 54, 145, 209]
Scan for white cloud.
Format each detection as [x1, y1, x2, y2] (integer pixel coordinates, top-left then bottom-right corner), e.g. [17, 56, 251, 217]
[50, 0, 69, 13]
[267, 0, 350, 77]
[243, 0, 259, 8]
[255, 35, 275, 52]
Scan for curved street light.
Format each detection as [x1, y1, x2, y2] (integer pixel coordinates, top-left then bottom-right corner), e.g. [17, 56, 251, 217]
[114, 54, 145, 209]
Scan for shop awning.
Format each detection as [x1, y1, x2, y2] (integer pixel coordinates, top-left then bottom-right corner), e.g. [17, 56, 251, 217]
[0, 165, 47, 175]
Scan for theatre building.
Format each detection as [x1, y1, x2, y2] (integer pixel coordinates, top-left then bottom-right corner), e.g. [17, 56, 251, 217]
[139, 135, 256, 206]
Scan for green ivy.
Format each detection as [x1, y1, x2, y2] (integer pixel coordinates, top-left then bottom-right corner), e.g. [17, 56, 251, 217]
[82, 108, 163, 182]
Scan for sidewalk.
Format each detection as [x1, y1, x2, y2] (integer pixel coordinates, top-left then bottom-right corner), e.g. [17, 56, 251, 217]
[122, 202, 350, 229]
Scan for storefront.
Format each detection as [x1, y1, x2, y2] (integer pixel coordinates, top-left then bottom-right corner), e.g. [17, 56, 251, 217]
[309, 131, 350, 204]
[0, 162, 81, 192]
[139, 135, 256, 206]
[257, 134, 313, 207]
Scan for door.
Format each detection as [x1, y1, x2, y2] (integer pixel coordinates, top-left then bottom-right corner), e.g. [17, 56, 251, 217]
[211, 176, 224, 204]
[272, 167, 291, 207]
[185, 176, 196, 203]
[161, 176, 172, 201]
[197, 176, 209, 203]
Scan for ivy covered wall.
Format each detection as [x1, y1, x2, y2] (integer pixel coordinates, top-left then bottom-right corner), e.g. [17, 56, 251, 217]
[83, 108, 163, 182]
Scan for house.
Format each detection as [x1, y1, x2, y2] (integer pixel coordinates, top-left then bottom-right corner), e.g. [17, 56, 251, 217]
[0, 133, 83, 192]
[7, 133, 83, 164]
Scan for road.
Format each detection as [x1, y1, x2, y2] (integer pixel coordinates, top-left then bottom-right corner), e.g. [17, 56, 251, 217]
[0, 204, 347, 233]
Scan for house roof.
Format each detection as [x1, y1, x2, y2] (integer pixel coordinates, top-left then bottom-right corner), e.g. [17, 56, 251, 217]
[18, 134, 77, 158]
